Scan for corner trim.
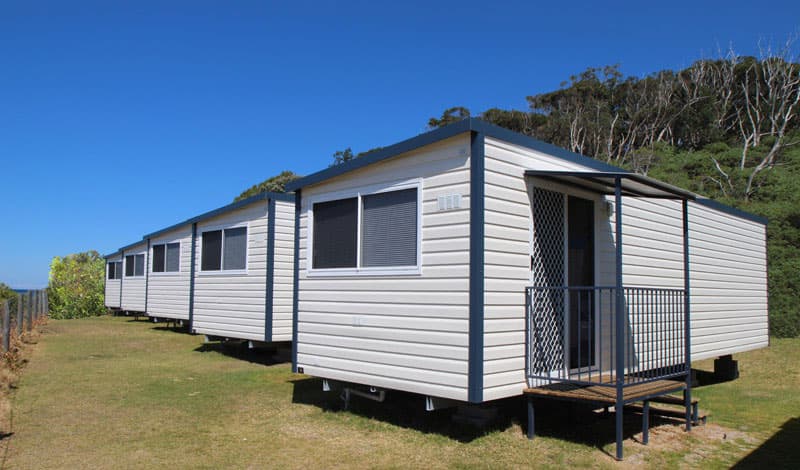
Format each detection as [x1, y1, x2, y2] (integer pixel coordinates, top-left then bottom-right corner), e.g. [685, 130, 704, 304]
[119, 250, 124, 308]
[144, 239, 150, 314]
[265, 199, 276, 342]
[188, 223, 197, 330]
[291, 189, 302, 372]
[468, 131, 485, 403]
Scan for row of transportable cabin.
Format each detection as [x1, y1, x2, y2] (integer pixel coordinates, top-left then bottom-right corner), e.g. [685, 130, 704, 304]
[102, 120, 768, 423]
[103, 192, 296, 344]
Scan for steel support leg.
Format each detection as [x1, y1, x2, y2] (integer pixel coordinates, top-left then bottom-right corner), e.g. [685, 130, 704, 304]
[642, 400, 650, 445]
[684, 389, 692, 431]
[527, 396, 535, 440]
[616, 401, 623, 460]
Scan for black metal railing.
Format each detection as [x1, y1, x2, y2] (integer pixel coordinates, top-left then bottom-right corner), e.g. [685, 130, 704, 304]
[526, 285, 688, 388]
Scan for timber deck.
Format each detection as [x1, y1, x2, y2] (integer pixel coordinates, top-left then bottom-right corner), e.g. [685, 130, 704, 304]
[523, 379, 686, 406]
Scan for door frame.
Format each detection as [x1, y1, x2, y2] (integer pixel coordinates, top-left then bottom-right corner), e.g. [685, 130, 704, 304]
[527, 177, 604, 375]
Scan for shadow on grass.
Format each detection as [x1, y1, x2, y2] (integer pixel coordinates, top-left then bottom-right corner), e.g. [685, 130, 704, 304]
[732, 417, 800, 469]
[693, 368, 737, 388]
[193, 341, 291, 367]
[290, 376, 683, 449]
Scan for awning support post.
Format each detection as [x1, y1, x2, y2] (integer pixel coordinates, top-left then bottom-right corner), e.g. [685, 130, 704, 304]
[614, 176, 625, 461]
[682, 199, 692, 432]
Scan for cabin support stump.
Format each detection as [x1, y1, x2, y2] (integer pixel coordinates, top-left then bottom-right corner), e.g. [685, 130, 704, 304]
[642, 400, 650, 445]
[714, 355, 739, 381]
[526, 396, 534, 439]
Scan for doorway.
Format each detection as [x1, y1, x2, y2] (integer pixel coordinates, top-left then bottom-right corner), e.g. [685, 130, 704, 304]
[567, 195, 595, 370]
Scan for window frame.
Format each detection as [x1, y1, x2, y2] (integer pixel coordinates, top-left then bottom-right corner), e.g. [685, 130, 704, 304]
[306, 178, 422, 277]
[198, 222, 249, 276]
[107, 261, 122, 280]
[124, 253, 146, 278]
[150, 241, 181, 276]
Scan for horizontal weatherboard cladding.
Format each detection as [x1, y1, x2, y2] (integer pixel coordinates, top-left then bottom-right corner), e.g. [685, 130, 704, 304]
[295, 134, 472, 401]
[186, 196, 297, 343]
[145, 224, 193, 320]
[119, 241, 148, 312]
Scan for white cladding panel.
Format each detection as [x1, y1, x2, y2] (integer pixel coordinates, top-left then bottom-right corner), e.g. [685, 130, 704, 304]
[688, 201, 768, 359]
[146, 225, 193, 320]
[482, 137, 769, 401]
[296, 134, 472, 401]
[120, 242, 147, 312]
[272, 199, 296, 341]
[192, 201, 268, 341]
[104, 255, 121, 308]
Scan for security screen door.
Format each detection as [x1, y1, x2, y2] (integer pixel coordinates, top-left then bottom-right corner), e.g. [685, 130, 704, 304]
[531, 187, 596, 373]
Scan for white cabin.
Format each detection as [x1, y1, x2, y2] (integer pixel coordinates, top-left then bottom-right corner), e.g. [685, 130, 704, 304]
[104, 251, 122, 309]
[286, 119, 769, 404]
[119, 240, 148, 313]
[143, 223, 194, 322]
[189, 193, 296, 343]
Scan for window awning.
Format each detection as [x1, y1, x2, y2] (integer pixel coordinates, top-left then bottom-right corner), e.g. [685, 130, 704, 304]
[524, 170, 696, 200]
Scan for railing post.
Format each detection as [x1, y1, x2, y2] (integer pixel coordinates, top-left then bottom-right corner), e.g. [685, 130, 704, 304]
[614, 177, 625, 460]
[682, 199, 692, 432]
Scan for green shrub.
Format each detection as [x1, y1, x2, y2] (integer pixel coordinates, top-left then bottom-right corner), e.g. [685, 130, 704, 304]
[48, 251, 105, 319]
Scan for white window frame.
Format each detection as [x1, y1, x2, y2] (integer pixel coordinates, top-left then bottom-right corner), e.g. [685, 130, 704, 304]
[124, 252, 146, 278]
[150, 240, 182, 276]
[198, 221, 250, 276]
[107, 261, 122, 280]
[306, 178, 423, 277]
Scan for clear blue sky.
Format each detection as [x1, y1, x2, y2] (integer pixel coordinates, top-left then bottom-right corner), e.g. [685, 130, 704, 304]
[1, 1, 798, 288]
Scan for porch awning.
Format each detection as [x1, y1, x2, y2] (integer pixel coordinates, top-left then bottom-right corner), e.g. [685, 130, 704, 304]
[524, 170, 696, 200]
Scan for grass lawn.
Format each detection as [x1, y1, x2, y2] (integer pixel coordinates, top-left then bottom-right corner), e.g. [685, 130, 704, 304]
[2, 316, 798, 469]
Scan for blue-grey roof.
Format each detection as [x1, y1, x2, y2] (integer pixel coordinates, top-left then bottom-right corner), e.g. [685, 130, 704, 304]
[285, 118, 622, 192]
[285, 118, 766, 225]
[143, 191, 294, 240]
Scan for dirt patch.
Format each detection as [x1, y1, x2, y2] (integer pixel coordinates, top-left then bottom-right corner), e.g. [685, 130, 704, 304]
[620, 421, 757, 467]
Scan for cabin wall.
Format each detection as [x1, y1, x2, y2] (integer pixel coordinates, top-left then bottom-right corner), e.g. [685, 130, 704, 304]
[482, 137, 768, 401]
[271, 199, 296, 341]
[482, 137, 612, 400]
[296, 134, 472, 401]
[104, 256, 121, 309]
[687, 201, 769, 359]
[146, 225, 193, 320]
[191, 202, 268, 341]
[120, 243, 148, 312]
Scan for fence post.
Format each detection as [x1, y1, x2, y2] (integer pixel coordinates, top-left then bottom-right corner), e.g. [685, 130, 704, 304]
[2, 300, 9, 353]
[16, 294, 23, 335]
[44, 290, 49, 316]
[26, 291, 33, 332]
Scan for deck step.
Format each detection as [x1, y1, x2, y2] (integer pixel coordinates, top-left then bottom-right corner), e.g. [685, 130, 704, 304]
[650, 394, 698, 406]
[625, 403, 706, 426]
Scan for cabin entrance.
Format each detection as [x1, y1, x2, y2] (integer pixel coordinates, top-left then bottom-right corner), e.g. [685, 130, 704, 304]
[530, 187, 597, 374]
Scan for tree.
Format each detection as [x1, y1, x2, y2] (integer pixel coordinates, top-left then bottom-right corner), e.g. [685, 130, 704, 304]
[48, 251, 105, 319]
[331, 148, 356, 166]
[428, 106, 471, 128]
[234, 170, 301, 202]
[426, 37, 800, 336]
